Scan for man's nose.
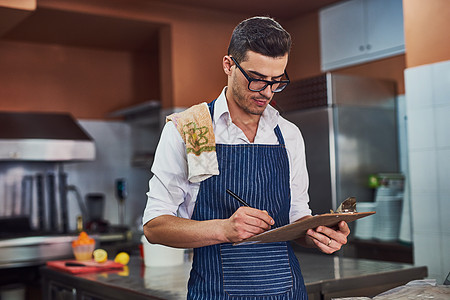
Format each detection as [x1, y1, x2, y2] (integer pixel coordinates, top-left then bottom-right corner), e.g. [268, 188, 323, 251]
[259, 84, 273, 99]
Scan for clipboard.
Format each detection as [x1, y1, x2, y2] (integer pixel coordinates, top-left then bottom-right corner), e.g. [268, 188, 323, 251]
[234, 211, 375, 245]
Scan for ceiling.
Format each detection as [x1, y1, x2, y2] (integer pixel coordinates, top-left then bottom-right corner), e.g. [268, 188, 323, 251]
[1, 0, 342, 51]
[152, 0, 342, 20]
[2, 8, 161, 51]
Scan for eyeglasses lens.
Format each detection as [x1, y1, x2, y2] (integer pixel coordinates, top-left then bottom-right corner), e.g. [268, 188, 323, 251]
[248, 80, 288, 93]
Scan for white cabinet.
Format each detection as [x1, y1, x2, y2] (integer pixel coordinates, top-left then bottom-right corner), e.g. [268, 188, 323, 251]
[319, 0, 404, 71]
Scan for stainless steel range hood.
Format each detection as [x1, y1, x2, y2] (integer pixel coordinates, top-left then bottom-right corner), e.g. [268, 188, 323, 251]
[0, 111, 95, 161]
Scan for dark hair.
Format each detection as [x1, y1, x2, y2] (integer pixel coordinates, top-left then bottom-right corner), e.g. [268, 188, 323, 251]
[227, 16, 291, 63]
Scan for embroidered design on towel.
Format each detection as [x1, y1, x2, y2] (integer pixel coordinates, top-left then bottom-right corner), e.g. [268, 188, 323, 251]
[166, 102, 219, 183]
[182, 121, 215, 156]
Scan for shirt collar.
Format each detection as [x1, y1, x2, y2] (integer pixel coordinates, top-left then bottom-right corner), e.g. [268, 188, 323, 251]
[214, 87, 280, 129]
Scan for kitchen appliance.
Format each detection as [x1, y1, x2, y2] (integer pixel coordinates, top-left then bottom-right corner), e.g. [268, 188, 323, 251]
[0, 111, 95, 161]
[85, 193, 109, 233]
[273, 73, 399, 214]
[86, 193, 105, 222]
[115, 178, 127, 225]
[0, 111, 95, 236]
[0, 164, 87, 237]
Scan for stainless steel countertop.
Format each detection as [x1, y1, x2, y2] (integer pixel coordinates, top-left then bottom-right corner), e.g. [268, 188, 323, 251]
[41, 252, 428, 300]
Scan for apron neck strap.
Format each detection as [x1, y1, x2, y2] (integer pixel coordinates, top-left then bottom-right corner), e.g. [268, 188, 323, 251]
[207, 99, 285, 145]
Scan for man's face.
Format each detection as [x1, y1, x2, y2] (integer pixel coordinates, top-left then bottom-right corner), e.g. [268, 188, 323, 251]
[228, 51, 288, 116]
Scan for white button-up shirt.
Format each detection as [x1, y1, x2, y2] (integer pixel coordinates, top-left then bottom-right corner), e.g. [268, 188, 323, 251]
[143, 88, 311, 225]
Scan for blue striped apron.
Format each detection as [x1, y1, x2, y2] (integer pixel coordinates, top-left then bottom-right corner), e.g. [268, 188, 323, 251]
[187, 100, 307, 299]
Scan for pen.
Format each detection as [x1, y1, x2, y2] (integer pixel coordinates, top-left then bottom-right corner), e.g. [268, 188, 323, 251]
[226, 189, 250, 207]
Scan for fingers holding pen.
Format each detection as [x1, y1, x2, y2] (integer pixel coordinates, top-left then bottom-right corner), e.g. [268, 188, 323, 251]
[235, 207, 274, 230]
[223, 190, 274, 242]
[225, 207, 274, 242]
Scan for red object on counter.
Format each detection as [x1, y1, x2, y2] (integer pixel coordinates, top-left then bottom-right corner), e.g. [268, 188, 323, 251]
[46, 259, 123, 274]
[139, 243, 144, 258]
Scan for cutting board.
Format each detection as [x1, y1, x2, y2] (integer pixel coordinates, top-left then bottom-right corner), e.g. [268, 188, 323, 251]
[46, 259, 123, 274]
[234, 211, 375, 245]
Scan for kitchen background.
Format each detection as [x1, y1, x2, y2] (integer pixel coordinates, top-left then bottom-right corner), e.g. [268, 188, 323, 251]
[0, 0, 449, 291]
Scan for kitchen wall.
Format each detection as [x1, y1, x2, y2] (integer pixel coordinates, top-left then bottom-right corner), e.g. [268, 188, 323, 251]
[63, 120, 150, 232]
[404, 60, 450, 284]
[32, 0, 240, 111]
[0, 0, 241, 116]
[403, 0, 450, 68]
[0, 40, 159, 119]
[403, 0, 450, 284]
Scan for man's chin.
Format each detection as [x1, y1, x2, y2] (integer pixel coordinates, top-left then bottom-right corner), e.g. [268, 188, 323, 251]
[244, 106, 265, 116]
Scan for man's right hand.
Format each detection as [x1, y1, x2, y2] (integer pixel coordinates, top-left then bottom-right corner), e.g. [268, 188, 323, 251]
[222, 207, 274, 243]
[144, 208, 274, 249]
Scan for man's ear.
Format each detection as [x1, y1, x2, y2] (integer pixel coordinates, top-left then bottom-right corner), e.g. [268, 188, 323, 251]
[223, 56, 233, 75]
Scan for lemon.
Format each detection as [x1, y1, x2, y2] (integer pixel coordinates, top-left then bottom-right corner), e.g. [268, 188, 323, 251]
[93, 249, 108, 263]
[114, 252, 130, 265]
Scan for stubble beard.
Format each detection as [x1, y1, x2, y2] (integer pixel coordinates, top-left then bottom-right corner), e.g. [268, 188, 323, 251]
[230, 84, 270, 116]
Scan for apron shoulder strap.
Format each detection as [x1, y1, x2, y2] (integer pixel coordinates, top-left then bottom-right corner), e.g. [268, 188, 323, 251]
[274, 125, 286, 145]
[207, 99, 216, 121]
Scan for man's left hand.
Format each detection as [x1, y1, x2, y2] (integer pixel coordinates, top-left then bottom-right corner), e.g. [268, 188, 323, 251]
[305, 221, 350, 254]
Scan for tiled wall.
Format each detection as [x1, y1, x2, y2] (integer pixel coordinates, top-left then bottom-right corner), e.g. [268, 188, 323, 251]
[64, 120, 151, 233]
[404, 59, 450, 284]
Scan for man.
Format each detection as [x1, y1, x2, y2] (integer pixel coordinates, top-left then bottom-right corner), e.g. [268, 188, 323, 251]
[143, 16, 350, 299]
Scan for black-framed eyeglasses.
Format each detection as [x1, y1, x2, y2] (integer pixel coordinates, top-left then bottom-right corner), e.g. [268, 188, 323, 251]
[230, 56, 290, 93]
